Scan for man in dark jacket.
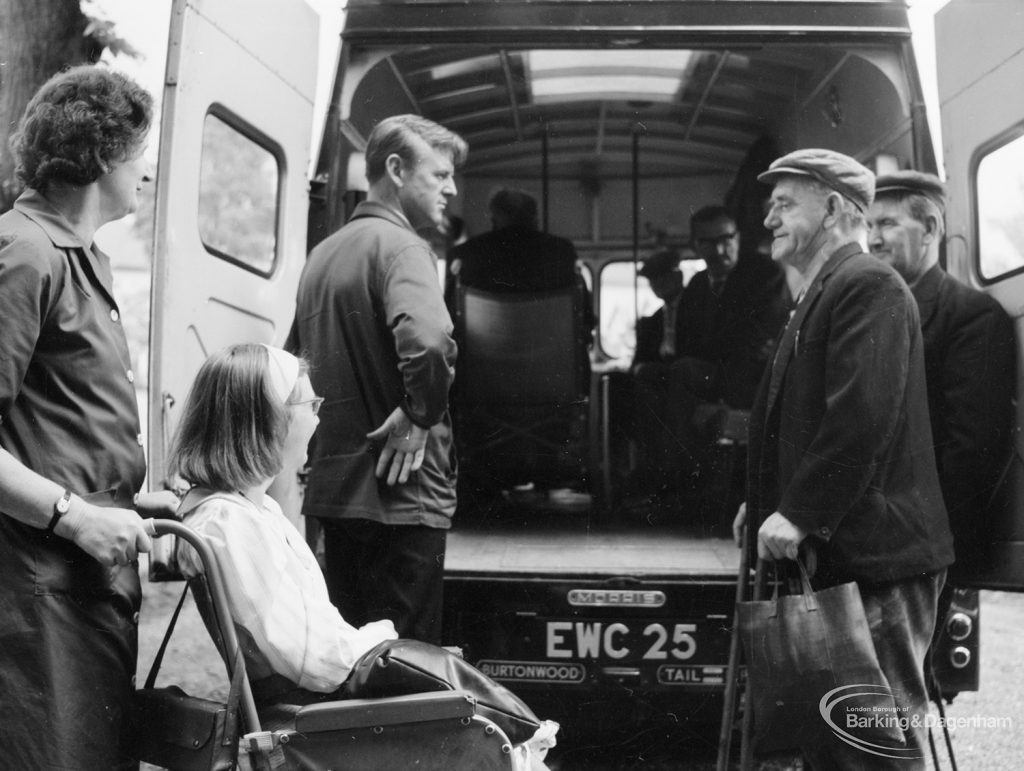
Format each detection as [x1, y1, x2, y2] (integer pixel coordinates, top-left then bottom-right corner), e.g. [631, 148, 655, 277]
[449, 187, 579, 295]
[745, 149, 954, 768]
[868, 170, 1016, 577]
[673, 205, 789, 409]
[288, 114, 467, 644]
[629, 209, 788, 494]
[632, 247, 686, 367]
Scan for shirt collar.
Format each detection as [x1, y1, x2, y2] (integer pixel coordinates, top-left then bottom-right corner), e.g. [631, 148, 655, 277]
[12, 189, 88, 250]
[352, 199, 417, 233]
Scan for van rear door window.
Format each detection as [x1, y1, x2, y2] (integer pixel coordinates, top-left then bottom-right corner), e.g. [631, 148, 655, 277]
[976, 129, 1024, 282]
[198, 111, 280, 276]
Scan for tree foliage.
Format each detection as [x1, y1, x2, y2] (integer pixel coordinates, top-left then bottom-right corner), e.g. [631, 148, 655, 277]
[0, 0, 138, 212]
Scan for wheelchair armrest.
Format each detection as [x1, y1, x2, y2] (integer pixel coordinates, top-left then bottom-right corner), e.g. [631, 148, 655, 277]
[294, 691, 478, 733]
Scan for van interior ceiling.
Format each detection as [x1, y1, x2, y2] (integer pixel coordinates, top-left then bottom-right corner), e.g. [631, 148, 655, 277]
[326, 41, 923, 519]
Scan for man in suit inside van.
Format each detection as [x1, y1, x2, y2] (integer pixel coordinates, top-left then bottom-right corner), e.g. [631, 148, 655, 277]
[629, 209, 788, 495]
[744, 149, 953, 767]
[670, 205, 789, 410]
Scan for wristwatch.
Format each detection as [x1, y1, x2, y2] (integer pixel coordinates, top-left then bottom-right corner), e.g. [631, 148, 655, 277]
[47, 490, 72, 534]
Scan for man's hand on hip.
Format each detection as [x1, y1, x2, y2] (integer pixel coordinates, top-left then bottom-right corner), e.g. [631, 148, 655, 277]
[368, 406, 428, 485]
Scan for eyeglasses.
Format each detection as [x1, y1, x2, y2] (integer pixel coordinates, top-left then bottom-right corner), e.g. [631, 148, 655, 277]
[694, 231, 738, 248]
[288, 396, 324, 416]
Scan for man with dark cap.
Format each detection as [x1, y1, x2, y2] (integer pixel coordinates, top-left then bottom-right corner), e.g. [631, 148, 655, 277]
[628, 248, 694, 492]
[868, 170, 1015, 577]
[740, 149, 954, 768]
[633, 247, 686, 367]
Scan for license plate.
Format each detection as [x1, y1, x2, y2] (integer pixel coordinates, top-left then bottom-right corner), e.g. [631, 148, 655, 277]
[543, 619, 726, 663]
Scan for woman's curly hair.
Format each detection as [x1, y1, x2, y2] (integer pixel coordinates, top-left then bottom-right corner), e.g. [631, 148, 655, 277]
[10, 65, 153, 192]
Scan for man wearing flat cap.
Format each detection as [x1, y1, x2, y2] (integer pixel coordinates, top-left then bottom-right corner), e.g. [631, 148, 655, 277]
[869, 171, 1015, 578]
[629, 248, 690, 489]
[634, 247, 686, 366]
[868, 172, 1015, 682]
[738, 149, 954, 767]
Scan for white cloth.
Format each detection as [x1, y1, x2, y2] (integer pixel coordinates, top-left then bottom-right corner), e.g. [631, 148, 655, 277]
[176, 490, 397, 692]
[260, 344, 300, 403]
[658, 294, 681, 359]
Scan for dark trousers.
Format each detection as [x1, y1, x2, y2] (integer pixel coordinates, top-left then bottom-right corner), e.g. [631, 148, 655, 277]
[320, 518, 447, 644]
[801, 570, 945, 771]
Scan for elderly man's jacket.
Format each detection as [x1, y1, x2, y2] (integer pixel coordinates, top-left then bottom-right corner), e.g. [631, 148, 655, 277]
[747, 243, 954, 586]
[912, 264, 1016, 573]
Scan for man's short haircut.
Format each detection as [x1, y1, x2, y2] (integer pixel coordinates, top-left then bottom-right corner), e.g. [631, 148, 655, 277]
[364, 114, 468, 184]
[11, 64, 153, 191]
[690, 204, 736, 235]
[168, 343, 309, 492]
[489, 188, 538, 230]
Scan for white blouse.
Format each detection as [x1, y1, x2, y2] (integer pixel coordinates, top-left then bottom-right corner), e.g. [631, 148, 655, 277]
[176, 490, 397, 692]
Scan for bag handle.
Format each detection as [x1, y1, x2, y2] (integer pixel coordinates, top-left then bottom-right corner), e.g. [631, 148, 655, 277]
[144, 580, 191, 689]
[141, 576, 246, 751]
[766, 557, 817, 618]
[795, 557, 817, 612]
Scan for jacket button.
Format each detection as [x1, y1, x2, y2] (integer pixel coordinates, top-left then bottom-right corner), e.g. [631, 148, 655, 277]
[127, 369, 135, 384]
[819, 526, 830, 536]
[110, 309, 120, 323]
[132, 612, 140, 625]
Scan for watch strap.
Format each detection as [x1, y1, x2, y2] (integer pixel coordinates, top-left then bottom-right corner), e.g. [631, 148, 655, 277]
[47, 490, 72, 534]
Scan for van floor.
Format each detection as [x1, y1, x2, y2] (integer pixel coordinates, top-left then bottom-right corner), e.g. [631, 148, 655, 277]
[447, 518, 742, 577]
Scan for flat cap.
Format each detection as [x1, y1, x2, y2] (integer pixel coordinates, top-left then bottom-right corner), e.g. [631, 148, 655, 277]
[638, 248, 682, 278]
[874, 170, 947, 211]
[758, 148, 875, 212]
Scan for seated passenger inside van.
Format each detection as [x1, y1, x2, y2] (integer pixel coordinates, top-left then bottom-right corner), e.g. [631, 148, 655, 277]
[168, 343, 558, 769]
[446, 187, 595, 338]
[631, 206, 789, 494]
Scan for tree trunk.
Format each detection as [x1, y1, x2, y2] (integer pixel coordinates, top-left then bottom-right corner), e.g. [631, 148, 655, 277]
[0, 0, 101, 212]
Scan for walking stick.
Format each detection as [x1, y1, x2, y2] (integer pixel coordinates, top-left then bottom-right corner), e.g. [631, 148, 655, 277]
[738, 557, 768, 770]
[716, 518, 752, 771]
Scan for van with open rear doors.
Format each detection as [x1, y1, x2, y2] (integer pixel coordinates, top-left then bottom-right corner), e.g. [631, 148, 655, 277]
[148, 0, 1024, 761]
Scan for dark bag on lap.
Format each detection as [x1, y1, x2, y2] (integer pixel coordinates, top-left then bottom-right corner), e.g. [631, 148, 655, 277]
[342, 639, 541, 744]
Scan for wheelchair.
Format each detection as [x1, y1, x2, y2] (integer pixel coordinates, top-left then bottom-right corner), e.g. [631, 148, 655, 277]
[135, 520, 520, 771]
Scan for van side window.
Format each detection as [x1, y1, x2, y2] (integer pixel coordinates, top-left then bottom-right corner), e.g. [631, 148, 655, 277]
[976, 130, 1024, 281]
[198, 111, 280, 276]
[598, 259, 706, 364]
[599, 262, 654, 363]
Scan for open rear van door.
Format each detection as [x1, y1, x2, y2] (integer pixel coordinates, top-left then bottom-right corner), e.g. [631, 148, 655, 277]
[147, 0, 318, 488]
[937, 0, 1024, 590]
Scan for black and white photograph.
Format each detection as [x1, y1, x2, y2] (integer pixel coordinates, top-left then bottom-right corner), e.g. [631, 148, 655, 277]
[1, 1, 1021, 769]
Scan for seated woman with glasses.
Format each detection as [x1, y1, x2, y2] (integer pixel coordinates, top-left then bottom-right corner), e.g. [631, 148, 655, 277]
[167, 343, 557, 768]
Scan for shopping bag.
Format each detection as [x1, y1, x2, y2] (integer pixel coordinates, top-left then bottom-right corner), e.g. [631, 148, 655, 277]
[737, 559, 905, 754]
